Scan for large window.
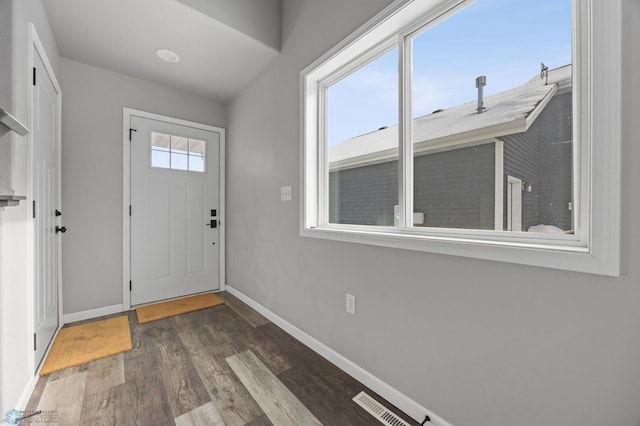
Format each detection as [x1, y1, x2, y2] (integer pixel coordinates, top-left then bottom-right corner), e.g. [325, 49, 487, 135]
[302, 0, 621, 276]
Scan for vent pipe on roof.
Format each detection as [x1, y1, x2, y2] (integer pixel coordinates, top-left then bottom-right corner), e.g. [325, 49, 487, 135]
[540, 62, 549, 85]
[476, 76, 487, 114]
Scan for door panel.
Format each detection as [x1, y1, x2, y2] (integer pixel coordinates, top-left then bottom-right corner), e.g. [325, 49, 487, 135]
[186, 183, 205, 274]
[33, 49, 60, 369]
[130, 116, 220, 306]
[150, 181, 172, 279]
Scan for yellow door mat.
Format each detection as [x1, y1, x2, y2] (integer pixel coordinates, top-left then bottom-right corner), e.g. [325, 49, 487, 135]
[136, 293, 224, 324]
[40, 315, 132, 376]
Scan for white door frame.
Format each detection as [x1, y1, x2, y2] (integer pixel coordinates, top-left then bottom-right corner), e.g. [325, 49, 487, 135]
[27, 23, 63, 375]
[122, 108, 226, 310]
[494, 140, 504, 231]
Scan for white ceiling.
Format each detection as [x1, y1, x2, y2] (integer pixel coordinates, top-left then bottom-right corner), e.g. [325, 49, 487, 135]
[42, 0, 281, 102]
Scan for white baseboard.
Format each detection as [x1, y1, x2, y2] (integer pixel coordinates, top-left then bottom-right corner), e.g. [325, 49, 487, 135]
[63, 304, 124, 324]
[14, 375, 36, 412]
[225, 285, 453, 426]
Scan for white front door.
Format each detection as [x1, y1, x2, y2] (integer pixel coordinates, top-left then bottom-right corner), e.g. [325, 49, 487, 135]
[130, 116, 221, 306]
[33, 48, 61, 369]
[507, 175, 523, 232]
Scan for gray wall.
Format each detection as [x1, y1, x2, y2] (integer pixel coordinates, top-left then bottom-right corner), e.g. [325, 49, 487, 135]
[176, 0, 281, 50]
[0, 0, 60, 414]
[0, 0, 13, 194]
[0, 0, 60, 193]
[226, 1, 640, 426]
[60, 58, 227, 314]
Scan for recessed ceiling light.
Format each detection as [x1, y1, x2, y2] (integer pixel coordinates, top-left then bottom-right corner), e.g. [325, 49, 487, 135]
[156, 49, 181, 63]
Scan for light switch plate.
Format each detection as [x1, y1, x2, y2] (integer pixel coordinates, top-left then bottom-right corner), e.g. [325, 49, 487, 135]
[280, 186, 292, 201]
[346, 293, 355, 315]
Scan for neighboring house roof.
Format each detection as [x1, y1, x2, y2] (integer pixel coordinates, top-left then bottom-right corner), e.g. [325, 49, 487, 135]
[329, 65, 572, 171]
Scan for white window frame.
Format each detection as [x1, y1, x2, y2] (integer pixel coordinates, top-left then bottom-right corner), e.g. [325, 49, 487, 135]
[301, 0, 621, 276]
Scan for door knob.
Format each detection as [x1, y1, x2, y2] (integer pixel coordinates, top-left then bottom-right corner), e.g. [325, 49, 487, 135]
[55, 226, 67, 234]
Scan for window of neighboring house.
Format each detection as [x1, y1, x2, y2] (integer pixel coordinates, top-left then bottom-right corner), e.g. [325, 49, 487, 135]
[301, 0, 621, 276]
[151, 132, 206, 172]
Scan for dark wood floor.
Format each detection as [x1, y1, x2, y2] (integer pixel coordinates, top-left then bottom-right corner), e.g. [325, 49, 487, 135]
[26, 291, 418, 425]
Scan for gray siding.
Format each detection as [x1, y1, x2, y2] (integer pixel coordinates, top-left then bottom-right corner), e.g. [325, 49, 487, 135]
[502, 92, 573, 232]
[413, 144, 495, 229]
[329, 160, 398, 226]
[503, 132, 541, 230]
[329, 143, 495, 229]
[537, 92, 573, 231]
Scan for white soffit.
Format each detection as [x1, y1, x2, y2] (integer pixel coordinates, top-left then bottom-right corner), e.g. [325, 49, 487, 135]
[42, 0, 280, 102]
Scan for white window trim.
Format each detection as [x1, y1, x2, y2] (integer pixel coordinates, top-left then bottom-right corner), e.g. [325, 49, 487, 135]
[300, 0, 621, 276]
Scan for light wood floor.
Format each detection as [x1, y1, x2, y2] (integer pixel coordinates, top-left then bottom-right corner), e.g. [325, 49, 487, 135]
[26, 291, 418, 425]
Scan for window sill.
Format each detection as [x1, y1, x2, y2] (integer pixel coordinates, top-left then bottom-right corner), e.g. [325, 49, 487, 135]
[301, 225, 618, 276]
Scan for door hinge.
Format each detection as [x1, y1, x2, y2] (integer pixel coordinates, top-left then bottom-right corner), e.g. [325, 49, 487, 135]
[33, 67, 36, 86]
[129, 280, 132, 291]
[129, 128, 137, 141]
[129, 205, 132, 216]
[33, 333, 37, 351]
[32, 200, 36, 219]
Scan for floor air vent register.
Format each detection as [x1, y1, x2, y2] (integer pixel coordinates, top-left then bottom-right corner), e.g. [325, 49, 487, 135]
[353, 391, 412, 426]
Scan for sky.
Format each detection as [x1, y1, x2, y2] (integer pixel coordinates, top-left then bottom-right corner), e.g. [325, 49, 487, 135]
[327, 0, 573, 146]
